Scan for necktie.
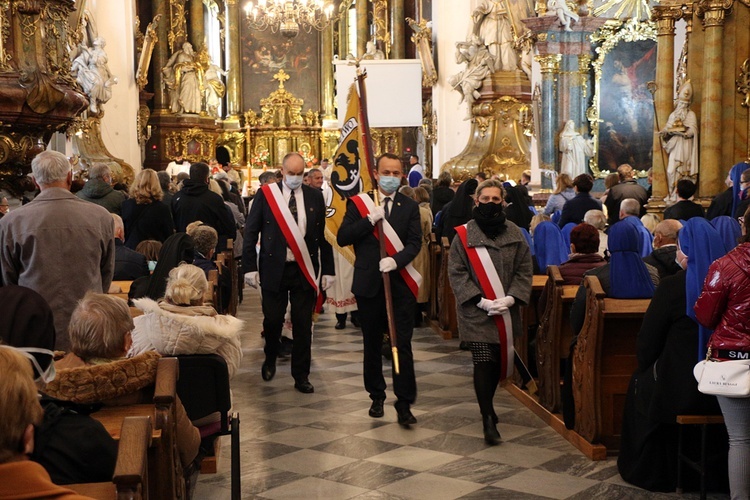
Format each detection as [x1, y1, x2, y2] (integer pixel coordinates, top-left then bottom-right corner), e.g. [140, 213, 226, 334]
[289, 190, 298, 223]
[384, 197, 391, 220]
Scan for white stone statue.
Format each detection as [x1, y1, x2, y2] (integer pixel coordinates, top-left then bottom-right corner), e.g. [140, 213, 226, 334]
[448, 36, 493, 118]
[472, 0, 517, 72]
[203, 60, 227, 118]
[362, 41, 385, 60]
[163, 42, 202, 115]
[71, 37, 118, 115]
[659, 80, 698, 201]
[547, 0, 579, 32]
[559, 120, 594, 178]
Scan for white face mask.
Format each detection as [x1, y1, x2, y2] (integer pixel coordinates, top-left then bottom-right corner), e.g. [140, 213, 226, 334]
[284, 174, 304, 190]
[0, 345, 56, 384]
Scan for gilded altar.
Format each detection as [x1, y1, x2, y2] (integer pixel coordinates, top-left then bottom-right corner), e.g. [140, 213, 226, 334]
[243, 70, 322, 168]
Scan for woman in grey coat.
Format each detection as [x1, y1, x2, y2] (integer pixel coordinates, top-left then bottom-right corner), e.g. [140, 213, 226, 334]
[448, 179, 533, 445]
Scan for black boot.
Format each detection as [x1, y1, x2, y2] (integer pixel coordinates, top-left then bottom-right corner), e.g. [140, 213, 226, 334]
[483, 414, 501, 445]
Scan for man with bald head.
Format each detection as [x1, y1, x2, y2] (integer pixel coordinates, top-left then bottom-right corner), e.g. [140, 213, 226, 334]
[643, 219, 683, 278]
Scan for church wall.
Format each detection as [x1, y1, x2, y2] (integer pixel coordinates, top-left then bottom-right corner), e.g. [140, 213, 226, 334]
[431, 0, 474, 178]
[88, 0, 141, 171]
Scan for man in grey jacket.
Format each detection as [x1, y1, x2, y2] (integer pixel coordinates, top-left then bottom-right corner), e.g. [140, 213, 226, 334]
[0, 151, 115, 350]
[76, 163, 126, 215]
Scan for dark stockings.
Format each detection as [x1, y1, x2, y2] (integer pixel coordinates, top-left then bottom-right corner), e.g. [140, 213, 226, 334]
[473, 361, 501, 420]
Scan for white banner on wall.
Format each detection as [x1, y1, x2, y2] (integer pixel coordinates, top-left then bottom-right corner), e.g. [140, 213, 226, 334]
[333, 59, 423, 128]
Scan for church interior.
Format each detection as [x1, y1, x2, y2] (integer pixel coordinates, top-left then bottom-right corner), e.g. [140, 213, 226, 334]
[1, 0, 750, 498]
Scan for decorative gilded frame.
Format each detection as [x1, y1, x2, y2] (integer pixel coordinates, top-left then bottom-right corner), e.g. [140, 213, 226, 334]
[587, 18, 657, 178]
[166, 127, 216, 162]
[135, 14, 160, 91]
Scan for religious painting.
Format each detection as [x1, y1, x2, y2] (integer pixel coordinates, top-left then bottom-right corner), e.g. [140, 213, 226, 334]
[588, 19, 657, 177]
[240, 25, 321, 114]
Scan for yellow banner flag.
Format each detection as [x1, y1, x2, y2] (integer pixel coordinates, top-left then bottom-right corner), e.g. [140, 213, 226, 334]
[324, 84, 374, 261]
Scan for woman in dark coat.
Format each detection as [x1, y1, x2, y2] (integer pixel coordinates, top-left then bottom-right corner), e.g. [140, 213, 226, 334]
[437, 179, 478, 243]
[121, 169, 175, 249]
[448, 179, 533, 445]
[504, 185, 532, 231]
[618, 218, 728, 492]
[431, 171, 455, 216]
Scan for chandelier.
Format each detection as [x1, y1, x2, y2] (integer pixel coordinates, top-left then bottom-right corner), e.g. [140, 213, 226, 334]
[244, 0, 335, 39]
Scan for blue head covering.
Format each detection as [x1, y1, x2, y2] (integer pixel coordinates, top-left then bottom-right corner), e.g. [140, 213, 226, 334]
[521, 227, 535, 256]
[551, 209, 561, 224]
[621, 216, 653, 257]
[561, 222, 576, 250]
[533, 221, 568, 270]
[730, 162, 750, 217]
[608, 222, 656, 299]
[710, 216, 741, 253]
[679, 218, 728, 360]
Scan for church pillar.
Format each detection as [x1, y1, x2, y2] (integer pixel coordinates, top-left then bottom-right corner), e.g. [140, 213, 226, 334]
[356, 0, 369, 57]
[651, 6, 682, 201]
[321, 23, 336, 123]
[697, 0, 732, 196]
[224, 0, 242, 124]
[189, 0, 205, 52]
[390, 0, 405, 59]
[337, 7, 349, 57]
[152, 0, 170, 111]
[536, 54, 560, 172]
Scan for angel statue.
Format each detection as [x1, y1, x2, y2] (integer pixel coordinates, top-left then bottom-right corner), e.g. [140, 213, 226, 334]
[199, 51, 227, 118]
[71, 37, 118, 115]
[547, 0, 580, 31]
[448, 36, 492, 119]
[659, 80, 698, 201]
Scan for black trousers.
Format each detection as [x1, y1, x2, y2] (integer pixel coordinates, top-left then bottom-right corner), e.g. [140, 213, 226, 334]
[261, 263, 315, 382]
[356, 277, 417, 408]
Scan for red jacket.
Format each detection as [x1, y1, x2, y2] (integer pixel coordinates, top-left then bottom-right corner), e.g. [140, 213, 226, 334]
[694, 242, 750, 353]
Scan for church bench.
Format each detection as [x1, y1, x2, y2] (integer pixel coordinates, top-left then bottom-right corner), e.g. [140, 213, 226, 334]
[67, 416, 153, 500]
[109, 280, 134, 302]
[225, 239, 239, 316]
[535, 266, 578, 412]
[428, 233, 440, 321]
[90, 357, 185, 500]
[516, 274, 548, 368]
[572, 275, 650, 452]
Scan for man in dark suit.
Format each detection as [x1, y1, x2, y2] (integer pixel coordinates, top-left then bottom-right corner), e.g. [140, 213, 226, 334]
[337, 153, 422, 426]
[558, 174, 602, 227]
[112, 214, 149, 281]
[664, 179, 705, 221]
[604, 164, 649, 225]
[242, 153, 334, 393]
[172, 162, 235, 250]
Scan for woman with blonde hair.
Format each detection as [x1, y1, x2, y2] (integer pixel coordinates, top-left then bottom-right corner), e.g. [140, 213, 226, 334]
[131, 263, 243, 377]
[543, 173, 575, 216]
[121, 168, 174, 249]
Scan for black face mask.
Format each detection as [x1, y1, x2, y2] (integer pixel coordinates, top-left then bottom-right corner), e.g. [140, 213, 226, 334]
[476, 202, 503, 218]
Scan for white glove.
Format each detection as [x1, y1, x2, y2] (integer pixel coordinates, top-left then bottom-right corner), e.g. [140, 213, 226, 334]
[367, 206, 386, 225]
[321, 275, 335, 291]
[477, 298, 494, 312]
[487, 296, 515, 316]
[379, 257, 397, 273]
[244, 271, 259, 289]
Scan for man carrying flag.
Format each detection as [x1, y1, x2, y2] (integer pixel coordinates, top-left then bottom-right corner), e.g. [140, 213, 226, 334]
[337, 153, 422, 426]
[242, 152, 334, 394]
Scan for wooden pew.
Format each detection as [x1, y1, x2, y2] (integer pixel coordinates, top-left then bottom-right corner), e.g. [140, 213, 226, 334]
[535, 266, 578, 413]
[109, 280, 134, 302]
[572, 275, 650, 452]
[435, 236, 457, 339]
[428, 233, 440, 321]
[204, 269, 220, 311]
[516, 274, 548, 368]
[91, 357, 184, 500]
[225, 239, 238, 316]
[68, 416, 153, 499]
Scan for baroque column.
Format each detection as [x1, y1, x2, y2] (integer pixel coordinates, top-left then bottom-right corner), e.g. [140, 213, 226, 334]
[390, 0, 405, 59]
[651, 5, 683, 201]
[697, 0, 733, 196]
[189, 0, 205, 52]
[152, 0, 170, 111]
[536, 54, 560, 172]
[356, 0, 368, 57]
[224, 0, 242, 124]
[321, 23, 336, 123]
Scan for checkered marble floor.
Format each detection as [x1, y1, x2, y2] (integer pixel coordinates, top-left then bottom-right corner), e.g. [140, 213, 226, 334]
[195, 289, 727, 499]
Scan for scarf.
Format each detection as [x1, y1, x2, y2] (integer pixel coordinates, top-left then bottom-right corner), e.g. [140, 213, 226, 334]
[472, 203, 507, 239]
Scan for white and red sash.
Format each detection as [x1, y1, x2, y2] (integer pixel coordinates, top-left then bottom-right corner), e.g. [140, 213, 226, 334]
[351, 193, 422, 298]
[455, 223, 515, 381]
[261, 183, 320, 298]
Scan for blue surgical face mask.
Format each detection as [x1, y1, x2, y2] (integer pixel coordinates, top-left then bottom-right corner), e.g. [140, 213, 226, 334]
[379, 176, 401, 194]
[284, 175, 303, 190]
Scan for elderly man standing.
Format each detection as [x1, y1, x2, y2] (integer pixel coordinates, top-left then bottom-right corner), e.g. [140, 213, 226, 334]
[604, 164, 648, 225]
[0, 151, 115, 350]
[76, 163, 126, 215]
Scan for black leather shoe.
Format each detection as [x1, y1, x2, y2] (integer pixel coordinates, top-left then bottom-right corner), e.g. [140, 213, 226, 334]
[369, 399, 385, 418]
[396, 406, 417, 427]
[335, 319, 346, 330]
[294, 380, 314, 393]
[261, 361, 276, 381]
[483, 414, 501, 445]
[350, 314, 361, 328]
